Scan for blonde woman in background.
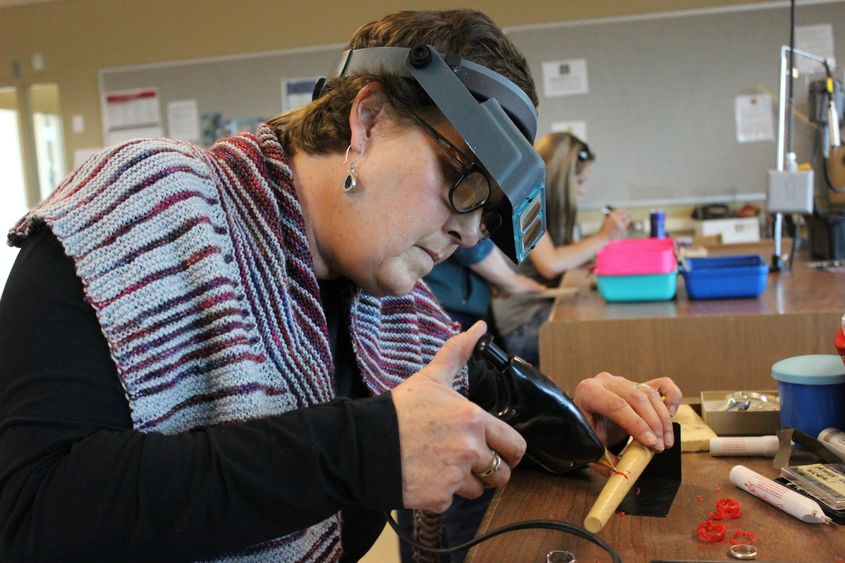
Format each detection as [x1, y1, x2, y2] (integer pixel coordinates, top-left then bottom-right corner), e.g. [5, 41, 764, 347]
[492, 132, 632, 365]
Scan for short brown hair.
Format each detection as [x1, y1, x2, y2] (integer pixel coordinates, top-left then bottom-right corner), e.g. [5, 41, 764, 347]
[267, 10, 537, 155]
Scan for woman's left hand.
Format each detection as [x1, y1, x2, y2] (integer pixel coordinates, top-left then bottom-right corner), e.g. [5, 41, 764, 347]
[573, 372, 682, 454]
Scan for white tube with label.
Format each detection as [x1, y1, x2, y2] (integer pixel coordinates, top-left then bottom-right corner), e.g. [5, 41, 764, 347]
[710, 436, 779, 457]
[817, 427, 845, 461]
[729, 465, 831, 524]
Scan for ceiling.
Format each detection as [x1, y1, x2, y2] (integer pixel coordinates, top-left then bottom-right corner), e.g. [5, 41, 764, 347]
[0, 0, 61, 7]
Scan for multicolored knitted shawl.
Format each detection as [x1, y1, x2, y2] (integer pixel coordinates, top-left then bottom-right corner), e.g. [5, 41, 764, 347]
[9, 125, 465, 562]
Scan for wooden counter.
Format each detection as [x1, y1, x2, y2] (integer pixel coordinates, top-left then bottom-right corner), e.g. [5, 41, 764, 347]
[538, 244, 845, 395]
[466, 454, 844, 562]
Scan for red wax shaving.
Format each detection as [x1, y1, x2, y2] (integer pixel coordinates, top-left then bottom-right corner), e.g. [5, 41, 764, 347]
[729, 530, 756, 545]
[714, 486, 722, 494]
[619, 511, 626, 518]
[696, 495, 703, 502]
[611, 469, 629, 479]
[635, 487, 641, 496]
[713, 497, 741, 520]
[696, 520, 726, 543]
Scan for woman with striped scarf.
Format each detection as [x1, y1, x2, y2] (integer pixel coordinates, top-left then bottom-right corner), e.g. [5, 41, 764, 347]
[0, 9, 681, 562]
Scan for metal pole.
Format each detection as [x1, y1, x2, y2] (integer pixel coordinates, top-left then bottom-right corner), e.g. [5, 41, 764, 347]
[772, 46, 828, 271]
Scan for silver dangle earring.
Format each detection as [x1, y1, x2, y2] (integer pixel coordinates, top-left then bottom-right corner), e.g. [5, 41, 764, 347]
[343, 144, 365, 192]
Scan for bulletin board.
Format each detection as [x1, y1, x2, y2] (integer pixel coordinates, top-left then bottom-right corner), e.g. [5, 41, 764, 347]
[99, 1, 845, 207]
[99, 44, 342, 147]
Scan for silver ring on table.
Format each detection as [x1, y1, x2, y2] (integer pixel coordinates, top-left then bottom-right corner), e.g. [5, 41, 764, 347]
[546, 550, 576, 563]
[729, 543, 758, 560]
[474, 450, 502, 480]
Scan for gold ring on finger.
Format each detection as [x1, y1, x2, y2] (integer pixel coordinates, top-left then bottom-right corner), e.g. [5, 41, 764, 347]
[474, 450, 502, 479]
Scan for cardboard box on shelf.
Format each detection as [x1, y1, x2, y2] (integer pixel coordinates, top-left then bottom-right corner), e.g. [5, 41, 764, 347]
[694, 217, 760, 244]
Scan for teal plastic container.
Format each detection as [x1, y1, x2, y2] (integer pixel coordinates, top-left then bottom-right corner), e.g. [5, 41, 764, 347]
[596, 271, 678, 302]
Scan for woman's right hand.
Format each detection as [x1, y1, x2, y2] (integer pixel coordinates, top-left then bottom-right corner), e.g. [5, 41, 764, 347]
[390, 321, 526, 513]
[598, 209, 632, 241]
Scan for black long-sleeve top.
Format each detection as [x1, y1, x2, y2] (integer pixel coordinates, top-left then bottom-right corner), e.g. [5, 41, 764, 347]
[0, 228, 404, 562]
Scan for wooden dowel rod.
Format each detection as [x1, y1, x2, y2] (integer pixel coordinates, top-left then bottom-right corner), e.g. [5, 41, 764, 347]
[583, 439, 655, 533]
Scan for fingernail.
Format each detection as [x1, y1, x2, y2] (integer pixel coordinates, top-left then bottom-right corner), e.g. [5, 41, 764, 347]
[664, 431, 674, 448]
[669, 405, 677, 417]
[641, 431, 658, 446]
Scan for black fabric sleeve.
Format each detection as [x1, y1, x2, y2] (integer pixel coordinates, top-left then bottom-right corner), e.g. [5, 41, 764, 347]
[0, 229, 403, 562]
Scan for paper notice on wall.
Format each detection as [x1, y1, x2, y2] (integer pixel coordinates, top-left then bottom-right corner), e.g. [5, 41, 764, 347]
[551, 120, 587, 141]
[104, 87, 162, 145]
[283, 77, 319, 112]
[735, 94, 774, 143]
[796, 24, 835, 75]
[167, 99, 200, 142]
[542, 59, 588, 97]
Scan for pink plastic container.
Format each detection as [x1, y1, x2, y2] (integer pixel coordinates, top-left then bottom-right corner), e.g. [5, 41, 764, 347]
[595, 238, 677, 276]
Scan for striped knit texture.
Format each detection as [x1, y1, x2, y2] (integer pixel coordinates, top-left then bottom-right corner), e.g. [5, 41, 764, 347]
[9, 125, 466, 562]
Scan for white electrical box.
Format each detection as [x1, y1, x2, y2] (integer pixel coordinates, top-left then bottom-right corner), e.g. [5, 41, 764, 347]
[767, 170, 814, 214]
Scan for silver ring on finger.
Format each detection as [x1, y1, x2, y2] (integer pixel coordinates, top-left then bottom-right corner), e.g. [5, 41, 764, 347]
[633, 382, 653, 393]
[474, 450, 502, 480]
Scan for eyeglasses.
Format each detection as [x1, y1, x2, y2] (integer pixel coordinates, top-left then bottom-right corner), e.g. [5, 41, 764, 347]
[577, 146, 592, 162]
[409, 111, 493, 223]
[576, 143, 593, 174]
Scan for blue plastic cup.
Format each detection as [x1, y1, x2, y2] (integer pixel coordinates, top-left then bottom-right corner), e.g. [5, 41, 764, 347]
[771, 354, 845, 438]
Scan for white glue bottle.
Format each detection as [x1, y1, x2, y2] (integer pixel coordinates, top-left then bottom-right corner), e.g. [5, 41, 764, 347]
[729, 465, 831, 524]
[710, 436, 780, 457]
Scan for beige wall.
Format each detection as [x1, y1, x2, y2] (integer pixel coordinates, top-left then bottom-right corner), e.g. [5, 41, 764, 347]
[0, 0, 770, 166]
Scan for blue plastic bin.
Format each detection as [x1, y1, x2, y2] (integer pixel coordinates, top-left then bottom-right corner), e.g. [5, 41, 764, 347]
[772, 354, 845, 438]
[596, 271, 678, 302]
[681, 255, 768, 299]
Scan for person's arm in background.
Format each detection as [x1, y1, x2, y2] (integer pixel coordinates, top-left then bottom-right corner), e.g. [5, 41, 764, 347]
[529, 208, 631, 280]
[468, 246, 545, 296]
[454, 240, 544, 296]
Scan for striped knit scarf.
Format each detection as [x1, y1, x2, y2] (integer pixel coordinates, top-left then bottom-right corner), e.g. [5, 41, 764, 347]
[9, 125, 465, 562]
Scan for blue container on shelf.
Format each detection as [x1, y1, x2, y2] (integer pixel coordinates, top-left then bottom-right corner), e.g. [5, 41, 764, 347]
[596, 271, 678, 302]
[681, 255, 768, 299]
[771, 354, 845, 438]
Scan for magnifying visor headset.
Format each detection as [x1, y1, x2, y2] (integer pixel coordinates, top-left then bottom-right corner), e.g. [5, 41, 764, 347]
[314, 45, 546, 264]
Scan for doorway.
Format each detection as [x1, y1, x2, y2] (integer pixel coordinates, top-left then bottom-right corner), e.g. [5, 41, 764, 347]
[0, 82, 67, 293]
[0, 87, 27, 292]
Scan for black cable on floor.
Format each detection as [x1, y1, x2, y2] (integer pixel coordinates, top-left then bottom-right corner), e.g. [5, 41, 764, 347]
[383, 510, 622, 563]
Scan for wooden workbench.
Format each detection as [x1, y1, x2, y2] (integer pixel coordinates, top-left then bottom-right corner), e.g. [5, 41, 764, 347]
[466, 454, 843, 562]
[538, 244, 845, 395]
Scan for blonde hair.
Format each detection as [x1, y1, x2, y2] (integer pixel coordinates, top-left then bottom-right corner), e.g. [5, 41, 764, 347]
[535, 132, 595, 245]
[266, 10, 537, 156]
